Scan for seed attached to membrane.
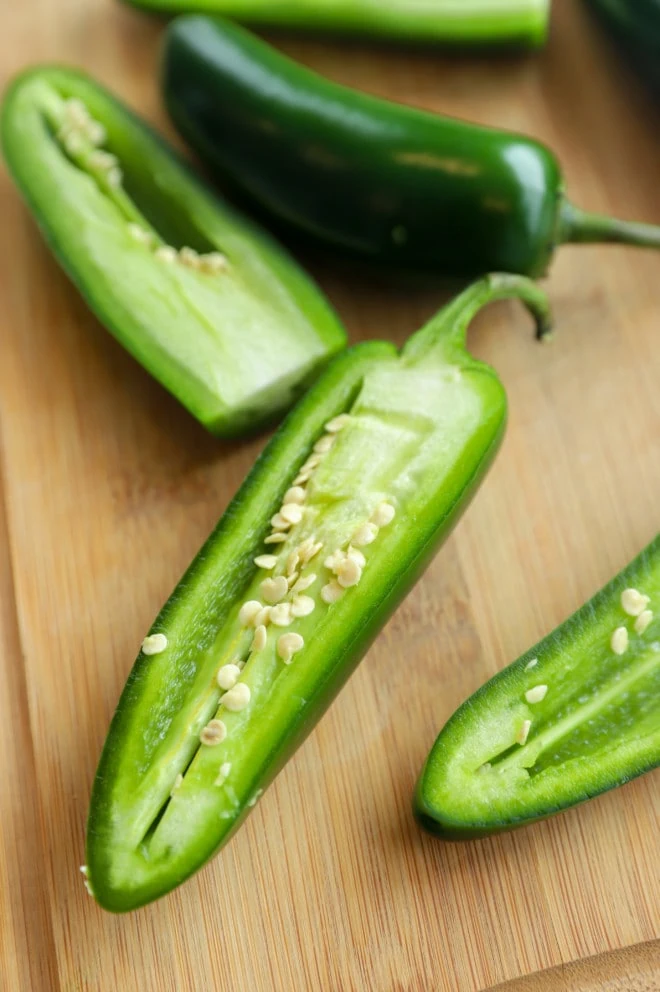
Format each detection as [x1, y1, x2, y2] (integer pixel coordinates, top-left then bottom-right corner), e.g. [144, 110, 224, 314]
[265, 533, 287, 545]
[255, 606, 272, 627]
[254, 554, 278, 570]
[239, 601, 262, 627]
[141, 633, 168, 655]
[337, 557, 362, 588]
[261, 576, 289, 604]
[324, 414, 351, 433]
[524, 685, 548, 704]
[293, 573, 316, 593]
[621, 588, 650, 617]
[280, 503, 304, 525]
[516, 719, 532, 746]
[270, 603, 293, 627]
[217, 663, 241, 691]
[283, 487, 306, 505]
[200, 719, 227, 746]
[291, 595, 315, 617]
[313, 435, 335, 454]
[155, 245, 177, 264]
[371, 502, 396, 527]
[321, 581, 344, 604]
[352, 522, 379, 547]
[346, 547, 366, 568]
[222, 683, 251, 711]
[634, 610, 653, 635]
[252, 625, 268, 651]
[611, 627, 629, 656]
[277, 632, 304, 664]
[127, 223, 153, 246]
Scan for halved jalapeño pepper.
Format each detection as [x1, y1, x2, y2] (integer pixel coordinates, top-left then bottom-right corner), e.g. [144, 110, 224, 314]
[415, 535, 660, 839]
[1, 67, 346, 436]
[86, 275, 551, 911]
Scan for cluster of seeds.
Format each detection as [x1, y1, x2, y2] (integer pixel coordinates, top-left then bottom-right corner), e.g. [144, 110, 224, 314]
[195, 411, 399, 788]
[618, 586, 654, 642]
[128, 223, 228, 274]
[57, 98, 122, 187]
[321, 501, 395, 605]
[57, 100, 229, 276]
[611, 586, 654, 655]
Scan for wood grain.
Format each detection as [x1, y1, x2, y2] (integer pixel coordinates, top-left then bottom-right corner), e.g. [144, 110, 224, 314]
[486, 940, 660, 991]
[0, 0, 659, 989]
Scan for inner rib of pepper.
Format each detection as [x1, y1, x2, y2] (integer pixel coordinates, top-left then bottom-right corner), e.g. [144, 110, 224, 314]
[118, 357, 494, 868]
[23, 78, 331, 423]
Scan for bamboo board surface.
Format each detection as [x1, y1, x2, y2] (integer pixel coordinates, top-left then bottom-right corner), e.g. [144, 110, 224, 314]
[0, 0, 659, 989]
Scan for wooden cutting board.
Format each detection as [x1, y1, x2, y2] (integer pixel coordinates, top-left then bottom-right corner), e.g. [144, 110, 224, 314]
[0, 0, 658, 989]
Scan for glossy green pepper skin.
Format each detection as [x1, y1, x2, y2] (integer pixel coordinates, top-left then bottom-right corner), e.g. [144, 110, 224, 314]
[415, 535, 660, 839]
[162, 16, 660, 278]
[86, 275, 551, 912]
[587, 0, 660, 94]
[1, 67, 346, 437]
[124, 0, 550, 48]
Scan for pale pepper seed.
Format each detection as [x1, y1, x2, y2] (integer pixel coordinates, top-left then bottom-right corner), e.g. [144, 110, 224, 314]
[252, 625, 268, 651]
[525, 685, 548, 704]
[217, 664, 241, 691]
[634, 610, 653, 635]
[222, 683, 251, 712]
[621, 588, 650, 617]
[277, 632, 305, 663]
[200, 719, 227, 746]
[141, 633, 168, 655]
[611, 627, 629, 655]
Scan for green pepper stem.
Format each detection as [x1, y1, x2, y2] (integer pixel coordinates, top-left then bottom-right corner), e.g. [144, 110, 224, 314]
[402, 273, 552, 366]
[559, 200, 660, 251]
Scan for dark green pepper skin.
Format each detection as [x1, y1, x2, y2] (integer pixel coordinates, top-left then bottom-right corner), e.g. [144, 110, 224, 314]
[587, 0, 660, 94]
[162, 16, 660, 279]
[86, 275, 551, 912]
[415, 535, 660, 839]
[1, 66, 346, 437]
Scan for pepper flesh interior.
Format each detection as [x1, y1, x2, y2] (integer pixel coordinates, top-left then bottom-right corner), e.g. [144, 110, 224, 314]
[1, 68, 345, 434]
[117, 361, 499, 872]
[416, 535, 660, 837]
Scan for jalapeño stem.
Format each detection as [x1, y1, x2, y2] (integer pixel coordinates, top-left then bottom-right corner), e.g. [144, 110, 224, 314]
[560, 200, 660, 251]
[402, 273, 553, 369]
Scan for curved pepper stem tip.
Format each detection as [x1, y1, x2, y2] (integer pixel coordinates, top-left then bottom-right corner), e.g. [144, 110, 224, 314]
[402, 273, 552, 366]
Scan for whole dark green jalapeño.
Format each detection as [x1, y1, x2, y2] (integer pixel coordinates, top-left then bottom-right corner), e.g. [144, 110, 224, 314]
[86, 274, 551, 912]
[416, 535, 660, 838]
[1, 67, 346, 437]
[163, 15, 660, 278]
